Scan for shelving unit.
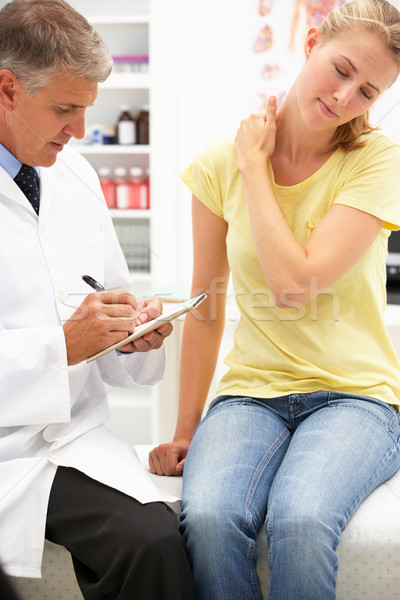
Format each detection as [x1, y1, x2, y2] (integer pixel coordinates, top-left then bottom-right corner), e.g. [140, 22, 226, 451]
[68, 0, 181, 300]
[73, 1, 153, 442]
[67, 0, 182, 445]
[67, 4, 153, 297]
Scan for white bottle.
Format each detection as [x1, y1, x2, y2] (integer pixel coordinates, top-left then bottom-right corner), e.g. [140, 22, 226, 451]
[117, 104, 136, 145]
[114, 167, 130, 209]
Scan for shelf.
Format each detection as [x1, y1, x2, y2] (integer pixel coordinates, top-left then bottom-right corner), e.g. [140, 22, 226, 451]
[72, 144, 150, 155]
[128, 271, 152, 281]
[100, 72, 150, 90]
[110, 209, 152, 219]
[88, 15, 150, 25]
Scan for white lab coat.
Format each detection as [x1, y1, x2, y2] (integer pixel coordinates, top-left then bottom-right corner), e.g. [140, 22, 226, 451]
[0, 147, 178, 578]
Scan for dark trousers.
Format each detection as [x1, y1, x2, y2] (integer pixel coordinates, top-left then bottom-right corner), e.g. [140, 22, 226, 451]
[0, 566, 22, 600]
[46, 466, 197, 600]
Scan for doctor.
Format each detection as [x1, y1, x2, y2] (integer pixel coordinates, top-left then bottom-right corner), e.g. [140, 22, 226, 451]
[0, 1, 197, 599]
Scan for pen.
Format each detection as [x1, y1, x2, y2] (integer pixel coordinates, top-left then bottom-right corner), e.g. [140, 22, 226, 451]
[82, 274, 105, 292]
[82, 275, 145, 330]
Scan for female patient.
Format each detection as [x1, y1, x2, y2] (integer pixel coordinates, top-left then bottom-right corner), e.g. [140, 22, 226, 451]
[150, 1, 400, 598]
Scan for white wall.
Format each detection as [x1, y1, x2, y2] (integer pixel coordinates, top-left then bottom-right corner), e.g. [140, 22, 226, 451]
[173, 0, 260, 290]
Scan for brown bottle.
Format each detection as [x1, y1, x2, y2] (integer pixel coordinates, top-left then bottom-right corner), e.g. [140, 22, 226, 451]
[137, 105, 149, 145]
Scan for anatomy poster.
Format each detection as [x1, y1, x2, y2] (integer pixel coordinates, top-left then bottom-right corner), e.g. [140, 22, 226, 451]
[251, 0, 348, 111]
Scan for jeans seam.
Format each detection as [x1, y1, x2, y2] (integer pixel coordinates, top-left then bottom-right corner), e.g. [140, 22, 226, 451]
[246, 540, 264, 600]
[244, 429, 290, 531]
[242, 430, 290, 600]
[265, 439, 294, 553]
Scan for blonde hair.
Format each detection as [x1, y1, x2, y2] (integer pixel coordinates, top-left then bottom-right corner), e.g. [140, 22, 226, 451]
[0, 0, 112, 96]
[319, 0, 400, 151]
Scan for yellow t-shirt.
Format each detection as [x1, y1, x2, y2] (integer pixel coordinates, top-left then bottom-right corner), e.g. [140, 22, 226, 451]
[181, 132, 400, 407]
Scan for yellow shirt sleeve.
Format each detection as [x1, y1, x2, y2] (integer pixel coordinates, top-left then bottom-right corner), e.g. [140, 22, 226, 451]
[333, 133, 400, 230]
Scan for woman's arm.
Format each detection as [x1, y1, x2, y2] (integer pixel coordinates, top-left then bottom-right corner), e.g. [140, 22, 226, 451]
[149, 196, 230, 475]
[236, 99, 383, 308]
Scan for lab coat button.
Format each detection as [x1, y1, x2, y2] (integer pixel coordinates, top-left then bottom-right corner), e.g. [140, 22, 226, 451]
[57, 292, 65, 303]
[47, 451, 57, 460]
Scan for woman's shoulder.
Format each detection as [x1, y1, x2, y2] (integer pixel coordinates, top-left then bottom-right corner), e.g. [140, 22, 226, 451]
[197, 136, 237, 166]
[357, 130, 400, 155]
[337, 131, 400, 177]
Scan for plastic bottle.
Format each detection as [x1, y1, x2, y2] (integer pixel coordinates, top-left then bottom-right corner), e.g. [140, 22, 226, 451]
[129, 167, 149, 209]
[91, 124, 103, 145]
[144, 167, 151, 209]
[98, 166, 116, 208]
[114, 167, 131, 209]
[137, 105, 149, 145]
[117, 105, 136, 145]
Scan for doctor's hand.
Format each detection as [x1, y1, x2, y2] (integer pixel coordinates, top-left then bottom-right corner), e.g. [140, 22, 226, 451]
[235, 96, 277, 171]
[149, 439, 191, 476]
[63, 290, 169, 365]
[118, 296, 173, 354]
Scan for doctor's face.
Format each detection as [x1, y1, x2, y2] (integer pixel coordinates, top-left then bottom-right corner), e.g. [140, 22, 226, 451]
[296, 28, 398, 132]
[9, 71, 98, 167]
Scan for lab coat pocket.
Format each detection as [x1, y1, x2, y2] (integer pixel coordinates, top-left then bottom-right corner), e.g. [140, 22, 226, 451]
[73, 233, 105, 285]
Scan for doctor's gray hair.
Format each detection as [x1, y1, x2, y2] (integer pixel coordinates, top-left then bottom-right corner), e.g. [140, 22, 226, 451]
[0, 0, 112, 96]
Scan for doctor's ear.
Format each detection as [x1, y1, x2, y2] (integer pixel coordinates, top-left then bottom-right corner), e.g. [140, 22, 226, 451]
[0, 70, 20, 112]
[304, 26, 321, 58]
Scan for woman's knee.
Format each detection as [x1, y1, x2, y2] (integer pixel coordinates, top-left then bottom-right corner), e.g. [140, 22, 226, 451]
[266, 502, 339, 556]
[180, 494, 227, 541]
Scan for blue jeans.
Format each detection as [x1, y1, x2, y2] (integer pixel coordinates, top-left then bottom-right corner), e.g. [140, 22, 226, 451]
[180, 393, 400, 600]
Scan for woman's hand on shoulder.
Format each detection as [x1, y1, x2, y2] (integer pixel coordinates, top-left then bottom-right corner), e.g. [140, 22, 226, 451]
[148, 439, 191, 476]
[235, 96, 277, 171]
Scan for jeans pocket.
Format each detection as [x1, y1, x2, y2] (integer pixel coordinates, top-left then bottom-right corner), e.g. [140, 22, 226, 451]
[357, 397, 399, 433]
[328, 395, 399, 434]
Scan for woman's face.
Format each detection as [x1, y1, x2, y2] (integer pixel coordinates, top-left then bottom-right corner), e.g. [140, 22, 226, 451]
[296, 27, 398, 132]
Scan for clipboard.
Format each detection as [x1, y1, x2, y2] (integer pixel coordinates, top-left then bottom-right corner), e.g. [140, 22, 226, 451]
[86, 292, 207, 363]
